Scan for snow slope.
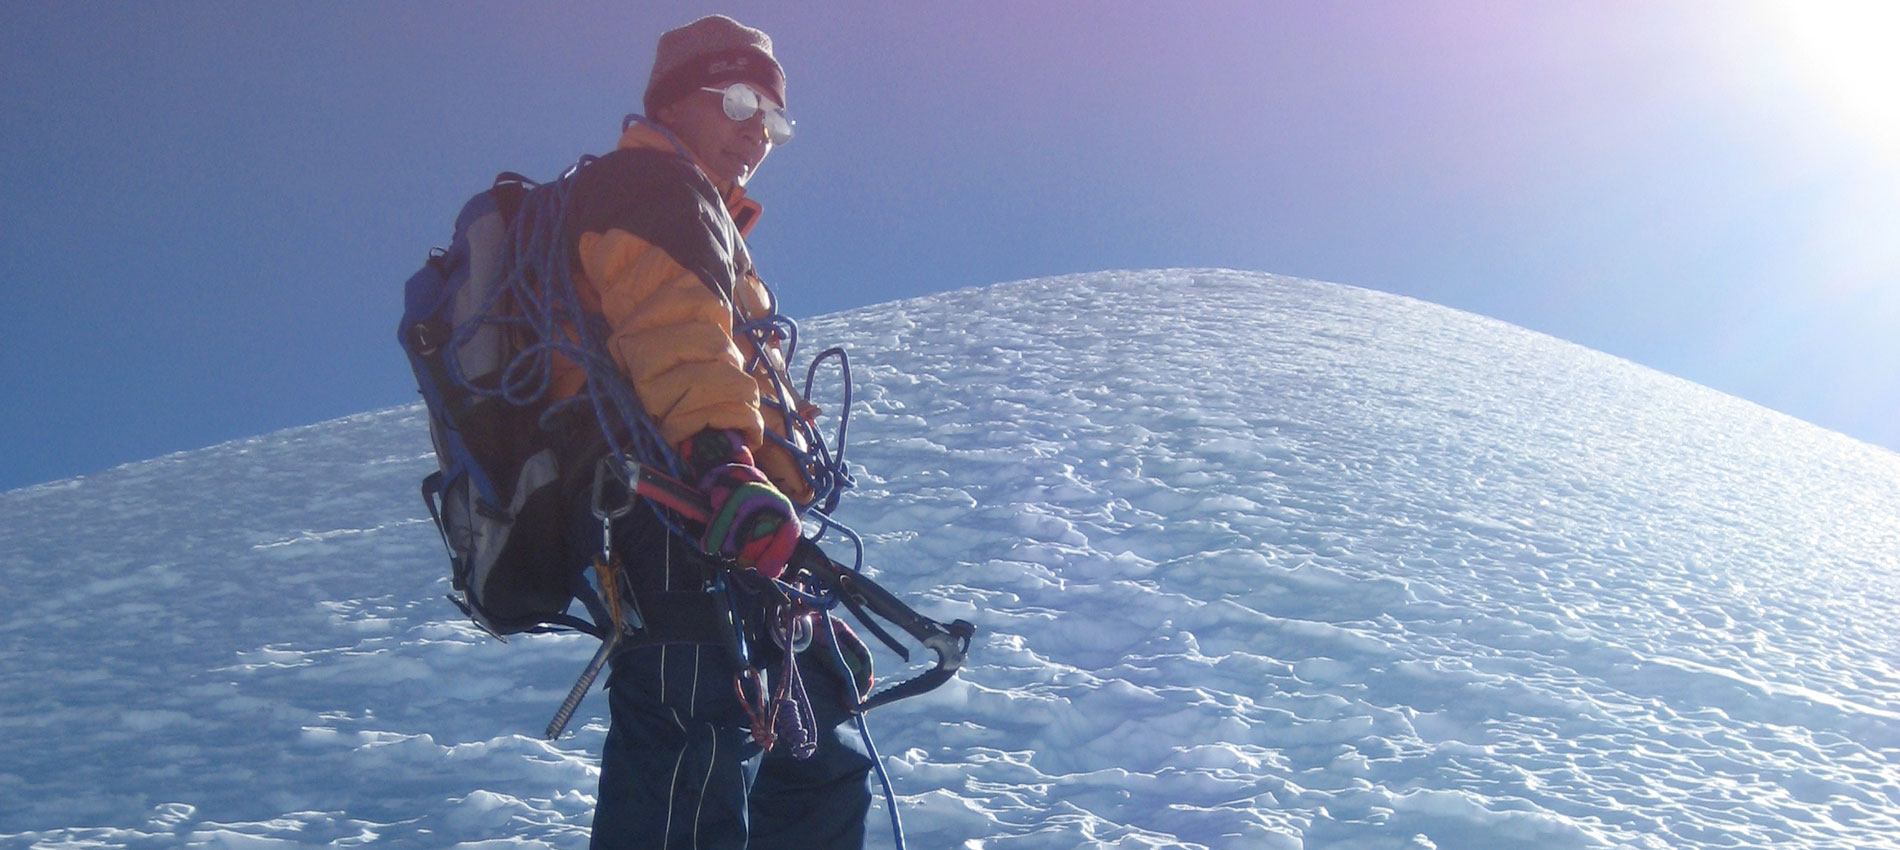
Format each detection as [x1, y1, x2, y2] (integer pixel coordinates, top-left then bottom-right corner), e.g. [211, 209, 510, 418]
[3, 269, 1897, 849]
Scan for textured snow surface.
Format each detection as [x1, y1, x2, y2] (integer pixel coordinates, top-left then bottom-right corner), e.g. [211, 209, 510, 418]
[4, 270, 1899, 849]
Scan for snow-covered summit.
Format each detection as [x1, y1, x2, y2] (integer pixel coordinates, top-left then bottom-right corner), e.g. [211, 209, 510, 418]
[4, 269, 1897, 848]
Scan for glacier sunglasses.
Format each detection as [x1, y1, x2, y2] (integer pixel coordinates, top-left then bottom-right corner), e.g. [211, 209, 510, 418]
[700, 82, 795, 145]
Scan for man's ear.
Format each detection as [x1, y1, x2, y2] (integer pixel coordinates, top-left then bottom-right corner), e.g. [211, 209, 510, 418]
[653, 102, 678, 127]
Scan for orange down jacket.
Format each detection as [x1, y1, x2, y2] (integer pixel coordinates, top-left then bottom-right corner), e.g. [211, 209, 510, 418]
[552, 122, 814, 504]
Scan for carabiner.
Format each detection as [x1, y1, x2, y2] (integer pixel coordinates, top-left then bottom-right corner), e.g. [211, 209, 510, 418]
[590, 456, 636, 558]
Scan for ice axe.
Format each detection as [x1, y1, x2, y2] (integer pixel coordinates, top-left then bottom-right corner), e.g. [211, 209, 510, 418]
[626, 460, 975, 713]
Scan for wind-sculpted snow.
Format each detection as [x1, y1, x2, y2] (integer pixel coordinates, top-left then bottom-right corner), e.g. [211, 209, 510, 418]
[3, 270, 1898, 848]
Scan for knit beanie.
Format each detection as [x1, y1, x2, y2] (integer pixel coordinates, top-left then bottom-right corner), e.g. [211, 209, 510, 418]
[643, 15, 786, 119]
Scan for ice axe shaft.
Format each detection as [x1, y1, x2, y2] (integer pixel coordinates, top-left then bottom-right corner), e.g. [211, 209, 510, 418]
[545, 628, 617, 740]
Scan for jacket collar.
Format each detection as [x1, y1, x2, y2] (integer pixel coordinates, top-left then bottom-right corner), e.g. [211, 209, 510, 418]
[616, 121, 764, 237]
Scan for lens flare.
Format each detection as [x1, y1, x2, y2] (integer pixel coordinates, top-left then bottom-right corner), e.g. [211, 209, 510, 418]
[1758, 0, 1900, 153]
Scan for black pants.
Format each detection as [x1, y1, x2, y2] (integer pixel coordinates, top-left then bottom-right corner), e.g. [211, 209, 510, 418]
[589, 641, 874, 849]
[579, 502, 874, 849]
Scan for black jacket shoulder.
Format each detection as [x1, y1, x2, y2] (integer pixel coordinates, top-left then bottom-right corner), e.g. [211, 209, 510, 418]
[565, 147, 738, 299]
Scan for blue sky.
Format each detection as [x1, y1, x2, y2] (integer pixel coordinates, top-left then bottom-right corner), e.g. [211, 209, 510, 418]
[3, 0, 1897, 492]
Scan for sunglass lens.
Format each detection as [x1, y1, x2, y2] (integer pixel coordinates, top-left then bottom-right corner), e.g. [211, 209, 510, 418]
[721, 84, 759, 123]
[763, 112, 793, 144]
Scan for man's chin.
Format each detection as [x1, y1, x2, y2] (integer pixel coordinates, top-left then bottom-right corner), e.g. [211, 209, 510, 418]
[719, 150, 768, 185]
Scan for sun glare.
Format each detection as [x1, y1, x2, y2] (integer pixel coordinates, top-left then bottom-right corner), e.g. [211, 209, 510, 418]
[1758, 1, 1900, 153]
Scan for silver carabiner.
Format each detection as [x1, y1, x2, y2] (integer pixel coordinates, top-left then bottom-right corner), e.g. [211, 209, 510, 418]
[590, 456, 636, 559]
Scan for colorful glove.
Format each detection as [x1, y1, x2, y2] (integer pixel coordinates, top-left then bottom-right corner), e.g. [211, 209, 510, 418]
[686, 430, 799, 579]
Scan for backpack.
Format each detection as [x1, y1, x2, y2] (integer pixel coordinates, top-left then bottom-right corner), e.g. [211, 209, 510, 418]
[398, 173, 603, 639]
[398, 138, 853, 645]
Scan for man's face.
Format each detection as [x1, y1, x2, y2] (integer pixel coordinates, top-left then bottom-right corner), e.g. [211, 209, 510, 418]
[658, 83, 775, 187]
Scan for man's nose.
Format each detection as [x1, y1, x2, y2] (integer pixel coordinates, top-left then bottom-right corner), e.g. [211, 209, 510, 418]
[739, 114, 769, 145]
